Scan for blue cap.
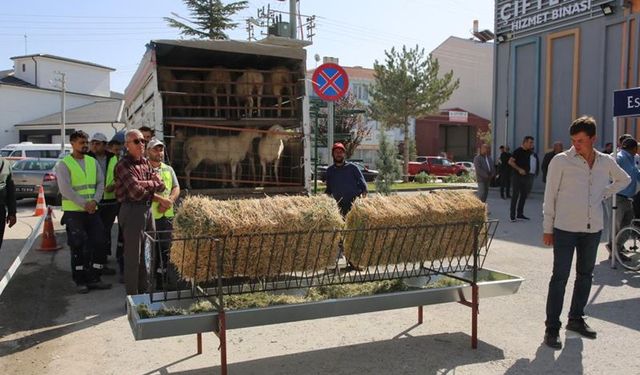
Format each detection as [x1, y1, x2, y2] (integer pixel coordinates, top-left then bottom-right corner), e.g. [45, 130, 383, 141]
[111, 131, 126, 144]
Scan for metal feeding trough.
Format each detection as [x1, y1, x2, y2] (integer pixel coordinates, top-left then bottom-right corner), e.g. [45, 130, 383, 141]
[126, 220, 523, 375]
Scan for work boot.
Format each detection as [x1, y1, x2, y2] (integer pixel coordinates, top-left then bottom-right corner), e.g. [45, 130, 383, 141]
[566, 318, 597, 339]
[76, 285, 89, 294]
[544, 329, 562, 349]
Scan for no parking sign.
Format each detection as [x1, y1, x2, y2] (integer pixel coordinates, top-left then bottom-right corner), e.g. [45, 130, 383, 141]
[312, 63, 349, 102]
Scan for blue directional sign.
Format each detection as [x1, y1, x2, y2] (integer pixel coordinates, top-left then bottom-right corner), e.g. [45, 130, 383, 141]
[614, 87, 640, 117]
[312, 63, 350, 102]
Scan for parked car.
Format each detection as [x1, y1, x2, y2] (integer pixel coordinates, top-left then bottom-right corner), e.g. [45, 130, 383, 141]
[455, 161, 475, 173]
[0, 142, 70, 164]
[408, 156, 467, 177]
[10, 158, 61, 204]
[313, 162, 379, 182]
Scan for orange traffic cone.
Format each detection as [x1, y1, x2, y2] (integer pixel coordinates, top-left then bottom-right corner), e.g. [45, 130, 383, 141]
[33, 185, 47, 217]
[38, 207, 61, 252]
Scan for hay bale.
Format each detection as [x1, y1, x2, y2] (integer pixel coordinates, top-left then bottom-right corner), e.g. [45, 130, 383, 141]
[171, 195, 344, 282]
[343, 190, 487, 267]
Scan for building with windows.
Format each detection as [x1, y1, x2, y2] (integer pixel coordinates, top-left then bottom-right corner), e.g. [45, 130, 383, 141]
[0, 54, 124, 145]
[493, 0, 640, 168]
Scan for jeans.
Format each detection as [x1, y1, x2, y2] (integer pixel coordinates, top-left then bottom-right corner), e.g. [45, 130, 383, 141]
[62, 211, 105, 285]
[477, 180, 489, 203]
[545, 228, 601, 331]
[510, 174, 533, 218]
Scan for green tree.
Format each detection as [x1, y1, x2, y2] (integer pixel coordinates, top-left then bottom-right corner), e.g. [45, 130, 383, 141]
[315, 93, 371, 159]
[165, 0, 248, 40]
[375, 130, 401, 195]
[369, 45, 459, 181]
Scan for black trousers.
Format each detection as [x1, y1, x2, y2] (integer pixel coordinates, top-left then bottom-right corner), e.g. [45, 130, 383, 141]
[0, 206, 6, 250]
[500, 169, 511, 197]
[97, 202, 119, 264]
[62, 211, 105, 285]
[510, 174, 534, 219]
[119, 203, 155, 295]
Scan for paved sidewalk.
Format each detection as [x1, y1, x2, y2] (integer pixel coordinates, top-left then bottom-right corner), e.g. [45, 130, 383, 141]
[0, 193, 638, 374]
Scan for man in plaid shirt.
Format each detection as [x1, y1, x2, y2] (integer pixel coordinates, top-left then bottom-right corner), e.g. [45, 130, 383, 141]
[115, 129, 165, 295]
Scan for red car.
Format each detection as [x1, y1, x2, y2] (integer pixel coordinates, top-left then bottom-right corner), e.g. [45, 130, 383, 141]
[408, 156, 467, 177]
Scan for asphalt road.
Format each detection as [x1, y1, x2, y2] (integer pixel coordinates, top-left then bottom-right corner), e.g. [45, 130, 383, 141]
[0, 192, 639, 374]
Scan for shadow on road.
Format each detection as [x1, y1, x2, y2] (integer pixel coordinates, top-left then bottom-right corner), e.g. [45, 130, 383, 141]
[143, 332, 505, 375]
[0, 248, 122, 357]
[505, 339, 584, 375]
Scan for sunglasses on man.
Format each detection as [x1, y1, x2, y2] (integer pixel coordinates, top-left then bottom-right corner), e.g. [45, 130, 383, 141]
[130, 138, 146, 145]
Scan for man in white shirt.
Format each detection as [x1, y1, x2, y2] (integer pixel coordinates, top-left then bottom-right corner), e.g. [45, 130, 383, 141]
[542, 116, 630, 349]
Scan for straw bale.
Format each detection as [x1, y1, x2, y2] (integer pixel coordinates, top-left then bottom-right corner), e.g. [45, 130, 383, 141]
[170, 195, 344, 282]
[343, 190, 487, 266]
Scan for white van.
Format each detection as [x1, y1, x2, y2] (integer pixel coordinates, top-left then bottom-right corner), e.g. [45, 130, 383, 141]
[0, 142, 71, 162]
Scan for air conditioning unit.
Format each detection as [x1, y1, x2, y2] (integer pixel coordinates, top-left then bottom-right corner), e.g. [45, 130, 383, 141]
[268, 21, 290, 37]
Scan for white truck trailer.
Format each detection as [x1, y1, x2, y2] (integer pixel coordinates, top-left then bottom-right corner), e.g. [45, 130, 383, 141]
[123, 39, 311, 198]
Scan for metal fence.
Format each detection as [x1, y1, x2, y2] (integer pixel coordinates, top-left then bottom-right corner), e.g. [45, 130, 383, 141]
[143, 220, 498, 306]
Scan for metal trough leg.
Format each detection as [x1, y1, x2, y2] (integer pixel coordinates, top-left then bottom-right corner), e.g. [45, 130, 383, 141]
[219, 311, 228, 375]
[418, 306, 423, 324]
[472, 284, 478, 349]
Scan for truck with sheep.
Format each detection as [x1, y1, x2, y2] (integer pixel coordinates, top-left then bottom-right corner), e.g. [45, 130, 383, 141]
[123, 39, 311, 198]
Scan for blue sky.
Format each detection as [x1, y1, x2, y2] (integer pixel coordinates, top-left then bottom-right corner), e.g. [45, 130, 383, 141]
[0, 0, 495, 93]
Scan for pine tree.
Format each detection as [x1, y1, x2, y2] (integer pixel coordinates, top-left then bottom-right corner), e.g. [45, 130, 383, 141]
[375, 129, 401, 195]
[369, 45, 459, 182]
[165, 0, 248, 40]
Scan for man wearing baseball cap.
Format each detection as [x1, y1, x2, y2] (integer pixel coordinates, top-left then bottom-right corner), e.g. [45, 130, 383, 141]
[88, 132, 119, 276]
[147, 139, 180, 289]
[325, 142, 368, 215]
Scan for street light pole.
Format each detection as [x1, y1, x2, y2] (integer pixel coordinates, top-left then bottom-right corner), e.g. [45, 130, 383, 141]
[58, 72, 67, 154]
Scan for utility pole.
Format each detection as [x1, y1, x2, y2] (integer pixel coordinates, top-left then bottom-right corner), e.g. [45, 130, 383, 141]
[53, 72, 67, 154]
[289, 0, 297, 39]
[24, 34, 27, 54]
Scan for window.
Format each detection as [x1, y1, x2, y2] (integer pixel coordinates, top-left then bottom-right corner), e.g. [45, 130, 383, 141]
[11, 160, 26, 170]
[430, 158, 443, 165]
[25, 150, 61, 158]
[0, 150, 14, 157]
[22, 64, 25, 72]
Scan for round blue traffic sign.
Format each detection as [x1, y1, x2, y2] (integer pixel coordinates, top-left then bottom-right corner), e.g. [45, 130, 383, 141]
[312, 63, 350, 101]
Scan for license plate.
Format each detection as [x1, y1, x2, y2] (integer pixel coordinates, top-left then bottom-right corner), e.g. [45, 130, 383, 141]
[16, 186, 35, 193]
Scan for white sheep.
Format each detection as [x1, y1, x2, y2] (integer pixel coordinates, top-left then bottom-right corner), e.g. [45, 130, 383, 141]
[183, 129, 260, 189]
[205, 67, 232, 118]
[269, 67, 293, 117]
[235, 70, 264, 118]
[258, 124, 290, 185]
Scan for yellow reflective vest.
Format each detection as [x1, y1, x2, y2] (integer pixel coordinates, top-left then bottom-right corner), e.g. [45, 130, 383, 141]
[61, 155, 97, 212]
[103, 155, 118, 201]
[151, 162, 175, 219]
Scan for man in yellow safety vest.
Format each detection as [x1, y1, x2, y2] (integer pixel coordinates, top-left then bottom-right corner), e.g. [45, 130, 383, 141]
[55, 131, 111, 294]
[87, 132, 118, 277]
[146, 139, 180, 288]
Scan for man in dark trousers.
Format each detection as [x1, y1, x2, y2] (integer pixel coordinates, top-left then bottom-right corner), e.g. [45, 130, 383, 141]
[87, 132, 118, 276]
[542, 141, 563, 183]
[325, 142, 368, 216]
[147, 139, 180, 288]
[325, 142, 367, 270]
[499, 145, 512, 199]
[508, 136, 535, 222]
[473, 144, 496, 203]
[0, 156, 17, 250]
[115, 129, 165, 295]
[542, 116, 629, 349]
[56, 131, 111, 293]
